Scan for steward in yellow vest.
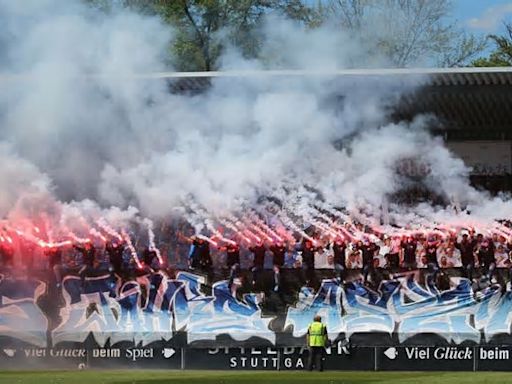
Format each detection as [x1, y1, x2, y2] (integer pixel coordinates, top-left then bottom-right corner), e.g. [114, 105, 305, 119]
[306, 315, 328, 371]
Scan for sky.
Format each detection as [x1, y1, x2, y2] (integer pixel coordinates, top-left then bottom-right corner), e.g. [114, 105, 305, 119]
[454, 0, 512, 33]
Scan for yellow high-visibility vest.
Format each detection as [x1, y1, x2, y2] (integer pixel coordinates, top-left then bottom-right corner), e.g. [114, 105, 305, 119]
[308, 321, 327, 347]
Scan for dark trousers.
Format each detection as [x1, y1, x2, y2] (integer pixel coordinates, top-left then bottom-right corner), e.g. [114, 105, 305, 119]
[307, 346, 325, 371]
[251, 265, 263, 289]
[304, 263, 316, 286]
[228, 263, 240, 288]
[463, 263, 474, 281]
[388, 253, 399, 270]
[79, 264, 94, 288]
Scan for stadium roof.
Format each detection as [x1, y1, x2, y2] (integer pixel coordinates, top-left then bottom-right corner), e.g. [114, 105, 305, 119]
[4, 66, 512, 86]
[387, 68, 512, 135]
[159, 67, 512, 136]
[158, 66, 512, 83]
[3, 67, 512, 135]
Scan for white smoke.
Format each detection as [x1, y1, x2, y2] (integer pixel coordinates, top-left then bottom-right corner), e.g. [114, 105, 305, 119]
[0, 143, 51, 216]
[0, 0, 507, 233]
[0, 0, 171, 203]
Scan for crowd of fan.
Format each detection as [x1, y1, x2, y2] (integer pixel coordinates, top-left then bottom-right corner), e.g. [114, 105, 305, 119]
[1, 221, 512, 295]
[182, 226, 512, 293]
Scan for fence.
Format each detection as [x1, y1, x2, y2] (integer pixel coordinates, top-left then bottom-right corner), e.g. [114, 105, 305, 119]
[1, 343, 512, 371]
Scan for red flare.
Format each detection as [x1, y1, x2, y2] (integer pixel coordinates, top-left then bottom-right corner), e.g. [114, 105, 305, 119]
[121, 229, 143, 268]
[239, 234, 251, 244]
[89, 228, 107, 242]
[244, 230, 261, 243]
[250, 224, 273, 242]
[197, 234, 218, 247]
[222, 238, 237, 246]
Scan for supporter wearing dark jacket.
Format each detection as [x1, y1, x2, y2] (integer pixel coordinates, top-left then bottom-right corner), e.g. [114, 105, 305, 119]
[401, 237, 417, 270]
[249, 242, 266, 288]
[456, 233, 476, 280]
[142, 248, 158, 270]
[269, 243, 286, 267]
[46, 247, 63, 287]
[74, 242, 96, 289]
[106, 241, 125, 276]
[189, 238, 212, 271]
[225, 243, 240, 268]
[477, 238, 496, 280]
[269, 242, 287, 292]
[333, 239, 346, 281]
[425, 238, 439, 267]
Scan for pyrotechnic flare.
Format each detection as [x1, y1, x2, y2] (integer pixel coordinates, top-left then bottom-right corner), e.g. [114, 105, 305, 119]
[188, 208, 240, 246]
[12, 225, 71, 249]
[97, 218, 123, 241]
[121, 229, 143, 269]
[143, 218, 164, 265]
[216, 218, 250, 244]
[224, 213, 260, 242]
[247, 211, 284, 242]
[277, 212, 315, 244]
[89, 228, 107, 242]
[246, 222, 274, 242]
[196, 234, 218, 247]
[243, 229, 261, 243]
[66, 229, 91, 245]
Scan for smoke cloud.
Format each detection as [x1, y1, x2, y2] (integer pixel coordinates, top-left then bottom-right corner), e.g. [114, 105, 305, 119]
[0, 0, 508, 236]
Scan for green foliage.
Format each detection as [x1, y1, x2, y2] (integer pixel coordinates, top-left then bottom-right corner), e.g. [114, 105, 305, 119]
[83, 0, 487, 71]
[472, 22, 512, 67]
[319, 0, 486, 67]
[151, 0, 316, 71]
[82, 0, 321, 71]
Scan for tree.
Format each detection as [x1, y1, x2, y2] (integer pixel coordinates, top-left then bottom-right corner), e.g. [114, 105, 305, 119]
[320, 0, 486, 67]
[472, 22, 512, 67]
[84, 0, 486, 70]
[151, 0, 315, 71]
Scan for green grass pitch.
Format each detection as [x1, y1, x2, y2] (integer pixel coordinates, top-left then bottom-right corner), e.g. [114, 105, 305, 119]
[1, 371, 512, 384]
